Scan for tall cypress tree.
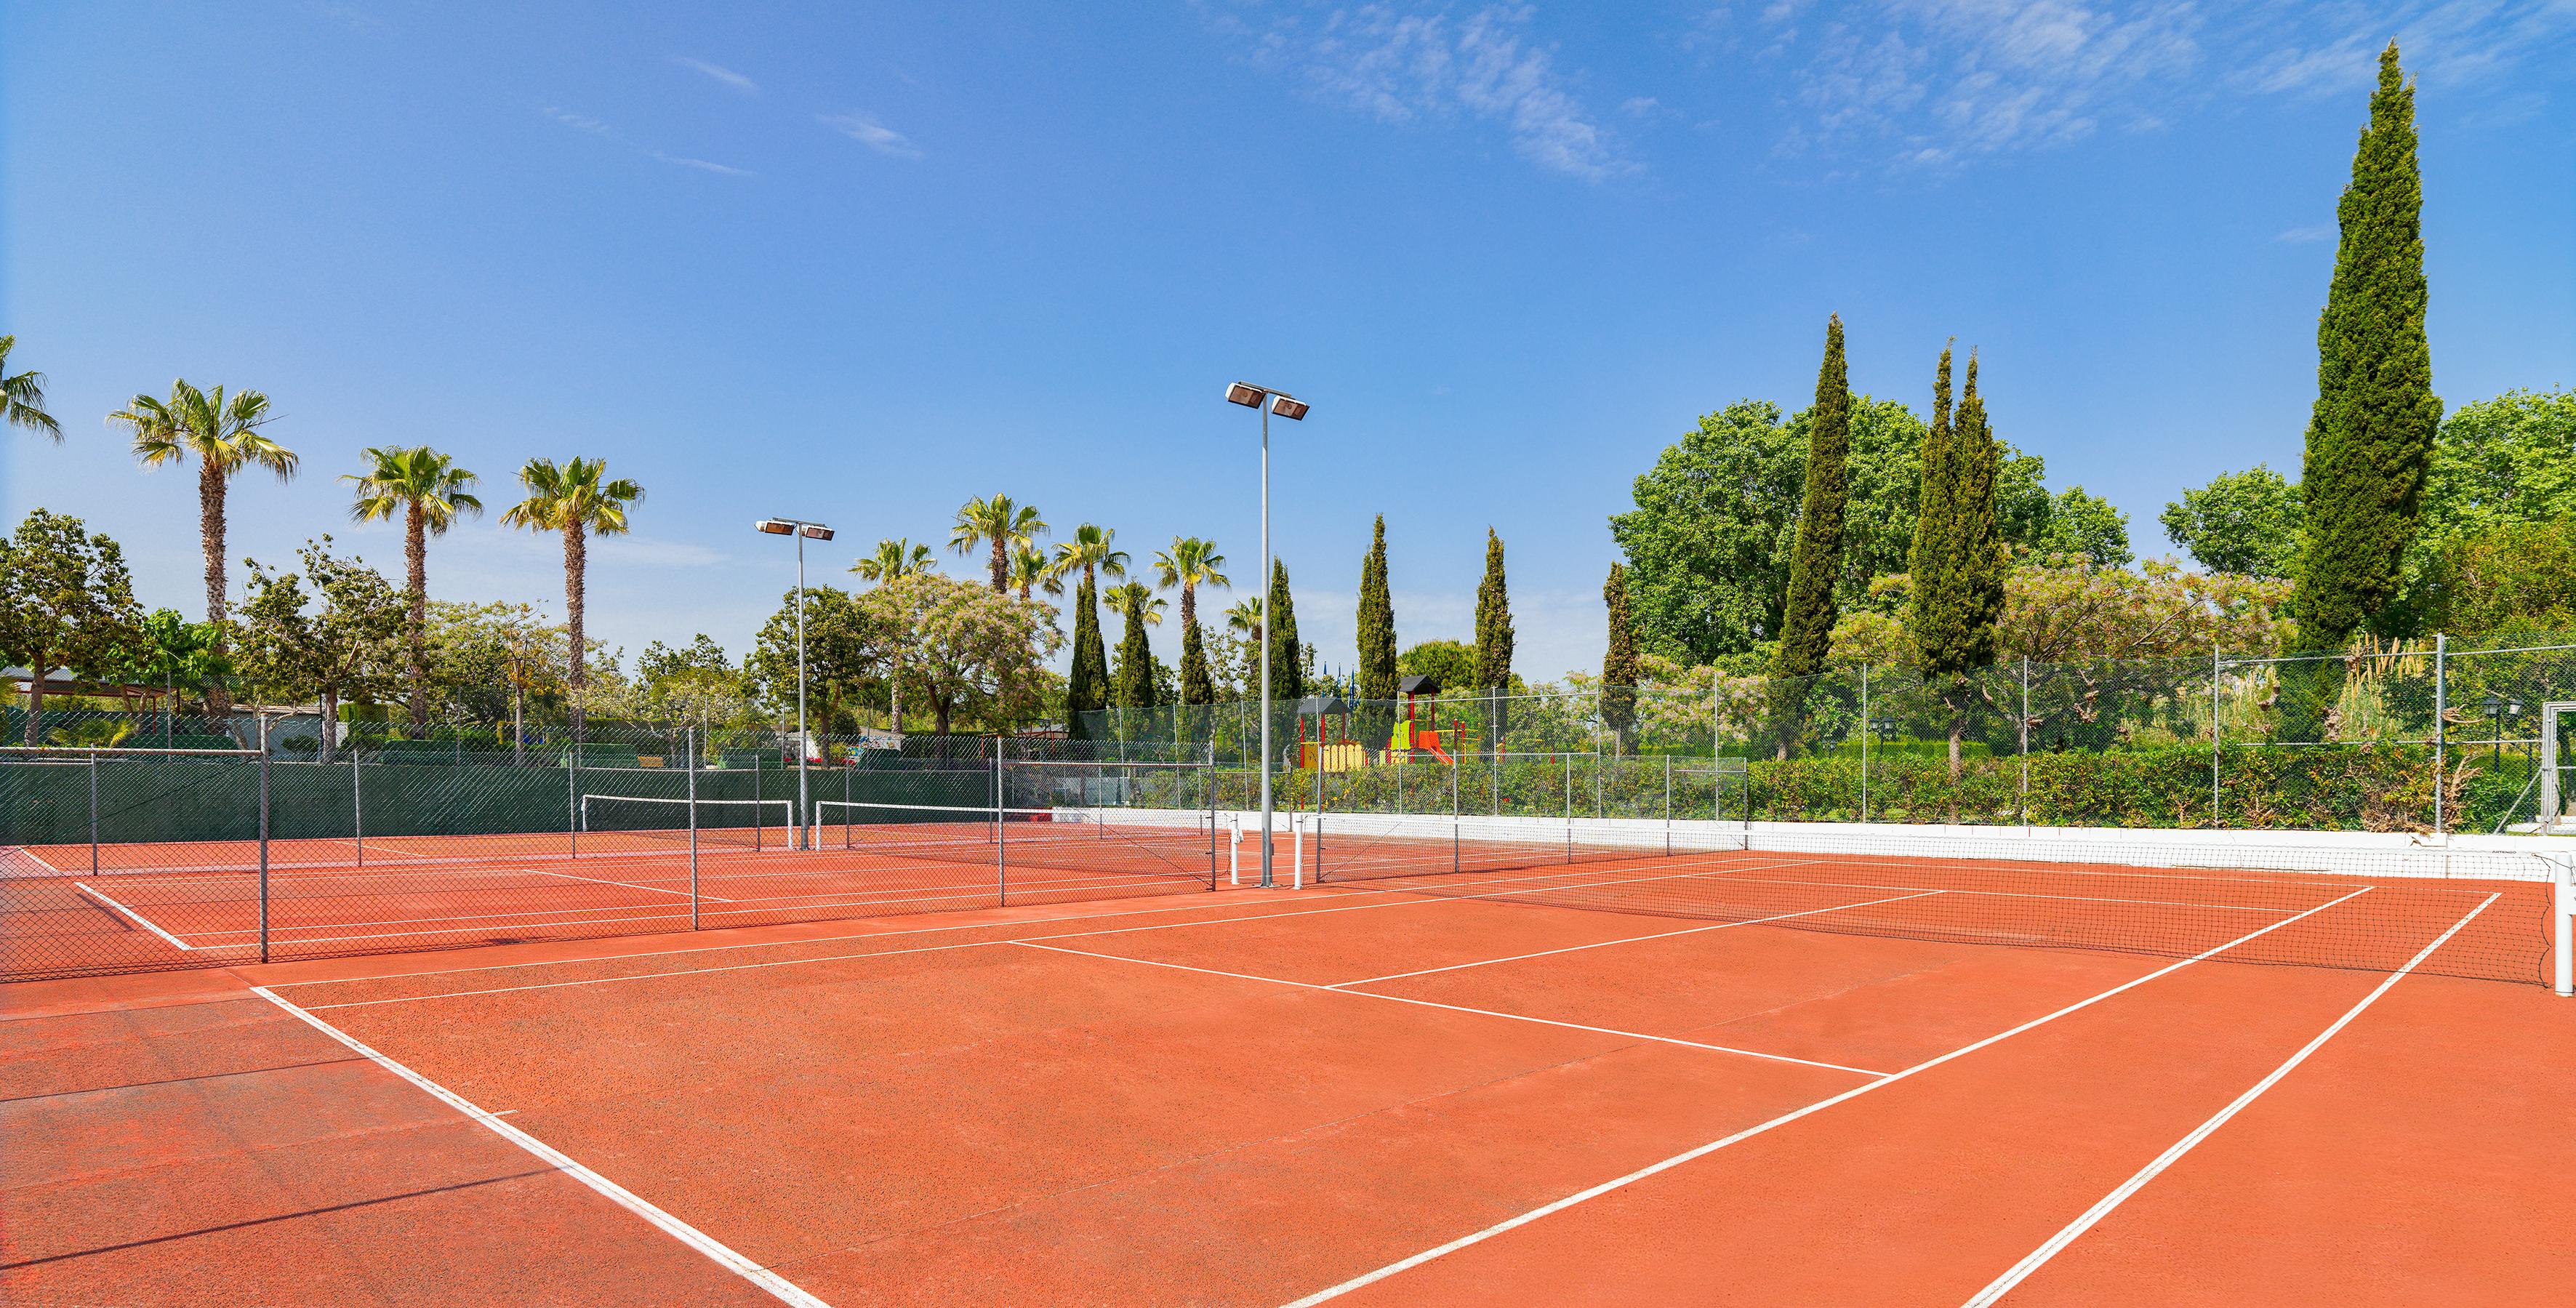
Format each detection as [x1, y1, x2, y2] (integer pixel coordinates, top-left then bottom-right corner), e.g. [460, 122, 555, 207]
[2286, 41, 2438, 739]
[2298, 40, 2439, 643]
[1178, 619, 1213, 707]
[1265, 560, 1304, 705]
[1600, 562, 1639, 754]
[1064, 574, 1107, 737]
[1356, 515, 1397, 747]
[1909, 350, 2005, 779]
[1768, 314, 1850, 756]
[1474, 529, 1514, 748]
[1112, 590, 1155, 710]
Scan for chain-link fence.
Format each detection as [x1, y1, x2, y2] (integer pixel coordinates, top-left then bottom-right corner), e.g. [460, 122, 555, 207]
[0, 733, 1221, 982]
[1068, 632, 2576, 835]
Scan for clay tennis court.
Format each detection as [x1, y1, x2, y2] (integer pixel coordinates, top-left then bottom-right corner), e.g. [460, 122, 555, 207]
[7, 833, 2572, 1307]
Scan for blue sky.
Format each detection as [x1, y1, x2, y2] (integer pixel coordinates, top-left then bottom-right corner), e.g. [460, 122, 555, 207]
[5, 1, 2572, 684]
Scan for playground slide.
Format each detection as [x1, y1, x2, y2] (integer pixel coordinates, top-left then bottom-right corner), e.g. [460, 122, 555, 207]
[1424, 742, 1454, 763]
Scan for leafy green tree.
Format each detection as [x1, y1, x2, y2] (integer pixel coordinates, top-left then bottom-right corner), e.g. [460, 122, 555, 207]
[1107, 580, 1165, 710]
[853, 537, 936, 583]
[2160, 465, 2304, 577]
[950, 494, 1048, 593]
[113, 380, 295, 718]
[1768, 316, 1850, 755]
[422, 601, 568, 729]
[637, 634, 752, 730]
[1266, 561, 1305, 705]
[499, 457, 642, 740]
[1, 335, 61, 441]
[1907, 349, 2007, 774]
[0, 511, 145, 743]
[2036, 486, 2130, 566]
[2415, 518, 2576, 639]
[859, 573, 1061, 734]
[344, 446, 482, 731]
[1397, 639, 1477, 691]
[113, 609, 230, 715]
[235, 538, 406, 762]
[750, 586, 886, 733]
[1600, 562, 1640, 753]
[2295, 41, 2439, 646]
[1610, 400, 1802, 662]
[2416, 388, 2576, 540]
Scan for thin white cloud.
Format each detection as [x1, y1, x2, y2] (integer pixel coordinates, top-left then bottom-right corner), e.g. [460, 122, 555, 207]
[539, 106, 753, 177]
[672, 57, 760, 95]
[1759, 1, 2574, 174]
[2276, 222, 2335, 244]
[1620, 95, 1661, 117]
[819, 112, 925, 159]
[1227, 4, 1635, 182]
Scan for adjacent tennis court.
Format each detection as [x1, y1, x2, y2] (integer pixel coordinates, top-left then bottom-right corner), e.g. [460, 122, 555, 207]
[7, 818, 2572, 1306]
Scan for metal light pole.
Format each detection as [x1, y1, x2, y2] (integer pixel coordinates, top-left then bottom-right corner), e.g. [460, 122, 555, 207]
[757, 517, 836, 849]
[1227, 381, 1307, 887]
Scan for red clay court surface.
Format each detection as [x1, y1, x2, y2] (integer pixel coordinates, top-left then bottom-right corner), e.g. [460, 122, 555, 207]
[5, 848, 2571, 1306]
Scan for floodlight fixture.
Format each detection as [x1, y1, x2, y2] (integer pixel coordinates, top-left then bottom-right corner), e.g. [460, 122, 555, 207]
[801, 524, 835, 542]
[1269, 395, 1309, 421]
[1225, 381, 1266, 408]
[755, 518, 794, 536]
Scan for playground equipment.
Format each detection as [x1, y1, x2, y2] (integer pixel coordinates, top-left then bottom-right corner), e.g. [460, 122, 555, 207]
[1295, 675, 1480, 772]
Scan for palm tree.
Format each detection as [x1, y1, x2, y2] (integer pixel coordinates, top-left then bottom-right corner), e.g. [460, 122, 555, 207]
[950, 494, 1047, 593]
[1, 337, 61, 441]
[852, 537, 936, 584]
[113, 380, 296, 716]
[1052, 523, 1129, 593]
[1224, 595, 1264, 643]
[345, 446, 481, 731]
[1152, 536, 1229, 635]
[1109, 582, 1166, 626]
[1009, 543, 1056, 600]
[499, 457, 643, 739]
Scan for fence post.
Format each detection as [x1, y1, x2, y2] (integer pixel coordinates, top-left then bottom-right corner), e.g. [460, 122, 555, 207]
[1564, 752, 1573, 862]
[2433, 633, 2447, 836]
[352, 744, 364, 868]
[568, 737, 579, 859]
[89, 750, 100, 877]
[257, 717, 271, 964]
[2211, 646, 2223, 828]
[995, 753, 1008, 907]
[2555, 856, 2572, 998]
[1860, 665, 1871, 824]
[1663, 752, 1672, 856]
[1451, 757, 1461, 875]
[688, 726, 700, 930]
[2019, 657, 2031, 830]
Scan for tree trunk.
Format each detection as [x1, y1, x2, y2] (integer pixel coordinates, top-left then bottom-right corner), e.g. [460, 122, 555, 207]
[565, 524, 587, 742]
[320, 689, 338, 766]
[199, 462, 233, 718]
[891, 675, 904, 734]
[1180, 581, 1196, 635]
[933, 694, 952, 736]
[405, 501, 428, 731]
[990, 538, 1007, 593]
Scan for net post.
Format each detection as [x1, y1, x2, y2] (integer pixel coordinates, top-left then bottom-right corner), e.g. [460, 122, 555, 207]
[257, 715, 272, 965]
[688, 726, 700, 931]
[2553, 856, 2573, 998]
[1291, 811, 1304, 889]
[2554, 856, 2573, 998]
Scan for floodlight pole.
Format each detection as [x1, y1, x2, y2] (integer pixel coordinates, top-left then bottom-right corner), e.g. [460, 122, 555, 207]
[1259, 398, 1274, 887]
[758, 518, 834, 849]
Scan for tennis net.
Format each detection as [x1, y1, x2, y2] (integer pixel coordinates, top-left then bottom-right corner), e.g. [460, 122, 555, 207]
[814, 801, 1220, 888]
[579, 793, 795, 850]
[1304, 814, 2571, 987]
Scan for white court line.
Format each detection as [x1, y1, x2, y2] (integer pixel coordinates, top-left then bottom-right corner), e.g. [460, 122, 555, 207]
[533, 867, 739, 902]
[1014, 940, 1892, 1078]
[73, 881, 195, 951]
[249, 986, 828, 1307]
[283, 855, 1833, 1006]
[1329, 891, 1949, 987]
[1960, 891, 2500, 1307]
[1275, 885, 2378, 1307]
